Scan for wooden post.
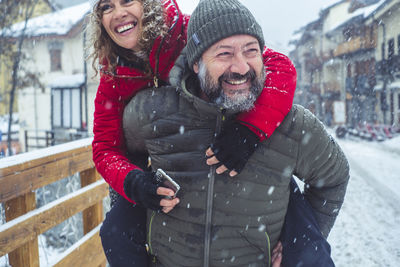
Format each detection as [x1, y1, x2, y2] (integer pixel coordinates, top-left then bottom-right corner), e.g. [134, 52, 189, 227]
[80, 168, 104, 234]
[5, 192, 39, 267]
[80, 168, 106, 267]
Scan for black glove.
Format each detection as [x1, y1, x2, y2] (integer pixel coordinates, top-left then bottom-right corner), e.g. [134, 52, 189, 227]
[210, 122, 261, 174]
[123, 170, 163, 211]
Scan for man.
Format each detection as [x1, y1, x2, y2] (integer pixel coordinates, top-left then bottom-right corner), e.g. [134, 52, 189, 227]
[120, 1, 349, 266]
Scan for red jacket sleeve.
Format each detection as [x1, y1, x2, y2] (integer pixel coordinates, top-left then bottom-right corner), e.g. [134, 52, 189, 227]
[237, 48, 297, 140]
[92, 75, 140, 202]
[92, 0, 187, 203]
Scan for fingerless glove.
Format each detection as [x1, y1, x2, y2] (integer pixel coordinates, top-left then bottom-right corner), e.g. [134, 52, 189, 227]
[211, 122, 261, 173]
[123, 170, 163, 211]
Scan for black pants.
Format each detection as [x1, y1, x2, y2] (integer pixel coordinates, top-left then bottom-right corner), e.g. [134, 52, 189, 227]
[100, 197, 148, 266]
[280, 179, 335, 267]
[100, 179, 334, 267]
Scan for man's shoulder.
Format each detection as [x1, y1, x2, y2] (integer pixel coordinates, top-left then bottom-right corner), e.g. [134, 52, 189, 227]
[276, 105, 324, 138]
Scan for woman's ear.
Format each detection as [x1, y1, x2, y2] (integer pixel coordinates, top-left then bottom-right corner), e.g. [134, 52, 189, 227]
[193, 62, 199, 74]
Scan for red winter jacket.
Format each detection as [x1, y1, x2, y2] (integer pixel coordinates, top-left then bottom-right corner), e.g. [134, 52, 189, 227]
[92, 0, 297, 203]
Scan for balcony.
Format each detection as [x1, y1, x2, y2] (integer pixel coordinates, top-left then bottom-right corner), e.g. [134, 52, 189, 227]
[333, 36, 376, 57]
[323, 81, 341, 92]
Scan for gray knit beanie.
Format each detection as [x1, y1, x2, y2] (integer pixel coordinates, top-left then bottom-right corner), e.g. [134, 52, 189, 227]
[186, 0, 265, 69]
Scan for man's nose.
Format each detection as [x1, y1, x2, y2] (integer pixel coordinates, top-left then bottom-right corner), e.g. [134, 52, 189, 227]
[230, 54, 250, 75]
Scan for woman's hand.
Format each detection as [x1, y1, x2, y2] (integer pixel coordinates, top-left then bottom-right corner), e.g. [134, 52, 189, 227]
[156, 187, 180, 213]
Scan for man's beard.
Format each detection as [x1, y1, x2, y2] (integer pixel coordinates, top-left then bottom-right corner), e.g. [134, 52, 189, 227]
[197, 60, 266, 112]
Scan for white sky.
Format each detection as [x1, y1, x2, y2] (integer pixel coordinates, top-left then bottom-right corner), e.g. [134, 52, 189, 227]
[179, 0, 340, 54]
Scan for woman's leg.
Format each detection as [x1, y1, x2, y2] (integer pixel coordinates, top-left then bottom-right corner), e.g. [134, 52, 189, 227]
[100, 195, 148, 267]
[280, 178, 335, 267]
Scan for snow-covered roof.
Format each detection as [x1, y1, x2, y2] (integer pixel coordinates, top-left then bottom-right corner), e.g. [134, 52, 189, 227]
[49, 0, 88, 10]
[290, 31, 303, 43]
[5, 2, 90, 38]
[328, 0, 385, 32]
[49, 73, 85, 88]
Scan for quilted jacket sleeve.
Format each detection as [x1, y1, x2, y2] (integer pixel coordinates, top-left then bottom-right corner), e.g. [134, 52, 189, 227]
[294, 106, 350, 238]
[237, 48, 297, 140]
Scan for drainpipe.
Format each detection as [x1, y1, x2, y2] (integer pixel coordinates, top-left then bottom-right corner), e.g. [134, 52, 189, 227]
[380, 20, 388, 124]
[83, 29, 88, 132]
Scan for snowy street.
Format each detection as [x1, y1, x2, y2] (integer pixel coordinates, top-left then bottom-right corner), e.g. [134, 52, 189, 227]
[329, 135, 400, 266]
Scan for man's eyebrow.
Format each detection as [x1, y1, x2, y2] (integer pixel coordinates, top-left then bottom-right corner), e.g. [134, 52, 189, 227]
[215, 45, 234, 50]
[214, 41, 259, 50]
[99, 0, 110, 4]
[243, 41, 259, 48]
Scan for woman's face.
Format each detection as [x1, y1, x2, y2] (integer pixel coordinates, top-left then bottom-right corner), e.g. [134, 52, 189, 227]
[99, 0, 143, 51]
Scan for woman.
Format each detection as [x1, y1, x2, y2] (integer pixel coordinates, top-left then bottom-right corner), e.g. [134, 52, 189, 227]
[88, 0, 299, 265]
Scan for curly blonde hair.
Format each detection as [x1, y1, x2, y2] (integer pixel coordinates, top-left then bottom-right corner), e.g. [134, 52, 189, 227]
[86, 0, 168, 76]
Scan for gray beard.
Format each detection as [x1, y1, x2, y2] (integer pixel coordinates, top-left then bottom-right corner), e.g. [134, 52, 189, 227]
[197, 60, 265, 112]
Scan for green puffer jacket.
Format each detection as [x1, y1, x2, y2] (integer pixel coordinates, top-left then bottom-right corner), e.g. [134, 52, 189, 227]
[123, 78, 349, 267]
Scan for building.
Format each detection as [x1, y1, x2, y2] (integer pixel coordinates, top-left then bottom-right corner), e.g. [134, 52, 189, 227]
[366, 0, 400, 126]
[7, 2, 98, 151]
[290, 0, 399, 128]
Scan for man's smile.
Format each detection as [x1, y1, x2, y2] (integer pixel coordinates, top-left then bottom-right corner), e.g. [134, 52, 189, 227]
[224, 77, 248, 85]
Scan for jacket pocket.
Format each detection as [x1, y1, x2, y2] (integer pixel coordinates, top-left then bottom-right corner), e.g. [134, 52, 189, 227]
[238, 230, 271, 266]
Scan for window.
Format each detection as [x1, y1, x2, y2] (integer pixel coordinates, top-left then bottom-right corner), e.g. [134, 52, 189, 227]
[50, 49, 62, 71]
[388, 38, 395, 59]
[52, 88, 82, 129]
[48, 41, 63, 72]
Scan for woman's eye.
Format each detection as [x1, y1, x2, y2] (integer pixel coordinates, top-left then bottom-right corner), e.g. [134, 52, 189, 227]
[123, 0, 135, 4]
[100, 4, 113, 14]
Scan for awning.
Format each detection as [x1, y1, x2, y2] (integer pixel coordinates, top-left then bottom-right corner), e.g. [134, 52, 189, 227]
[389, 80, 400, 90]
[373, 83, 383, 91]
[49, 73, 85, 89]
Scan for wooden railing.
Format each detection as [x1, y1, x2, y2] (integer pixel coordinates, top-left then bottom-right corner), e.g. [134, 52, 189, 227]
[0, 138, 109, 267]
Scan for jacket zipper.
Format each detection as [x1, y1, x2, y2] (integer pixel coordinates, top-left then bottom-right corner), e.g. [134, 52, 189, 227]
[203, 109, 226, 267]
[265, 232, 271, 266]
[147, 211, 157, 256]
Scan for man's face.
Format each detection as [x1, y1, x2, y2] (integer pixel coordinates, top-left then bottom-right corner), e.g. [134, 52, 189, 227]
[193, 35, 265, 112]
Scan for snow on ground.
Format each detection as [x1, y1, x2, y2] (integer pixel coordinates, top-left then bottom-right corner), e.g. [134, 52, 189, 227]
[329, 134, 400, 267]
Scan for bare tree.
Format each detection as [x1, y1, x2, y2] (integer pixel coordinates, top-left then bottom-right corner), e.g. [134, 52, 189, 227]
[0, 0, 42, 155]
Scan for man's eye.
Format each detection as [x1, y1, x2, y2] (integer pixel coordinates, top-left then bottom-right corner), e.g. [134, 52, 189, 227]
[217, 52, 231, 57]
[123, 0, 135, 4]
[245, 48, 259, 56]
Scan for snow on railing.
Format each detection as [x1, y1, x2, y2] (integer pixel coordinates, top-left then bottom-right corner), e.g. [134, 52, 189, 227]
[0, 139, 108, 267]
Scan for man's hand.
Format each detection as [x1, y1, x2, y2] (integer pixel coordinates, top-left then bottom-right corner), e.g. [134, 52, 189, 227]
[124, 170, 180, 213]
[271, 241, 283, 267]
[206, 122, 260, 176]
[206, 148, 238, 176]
